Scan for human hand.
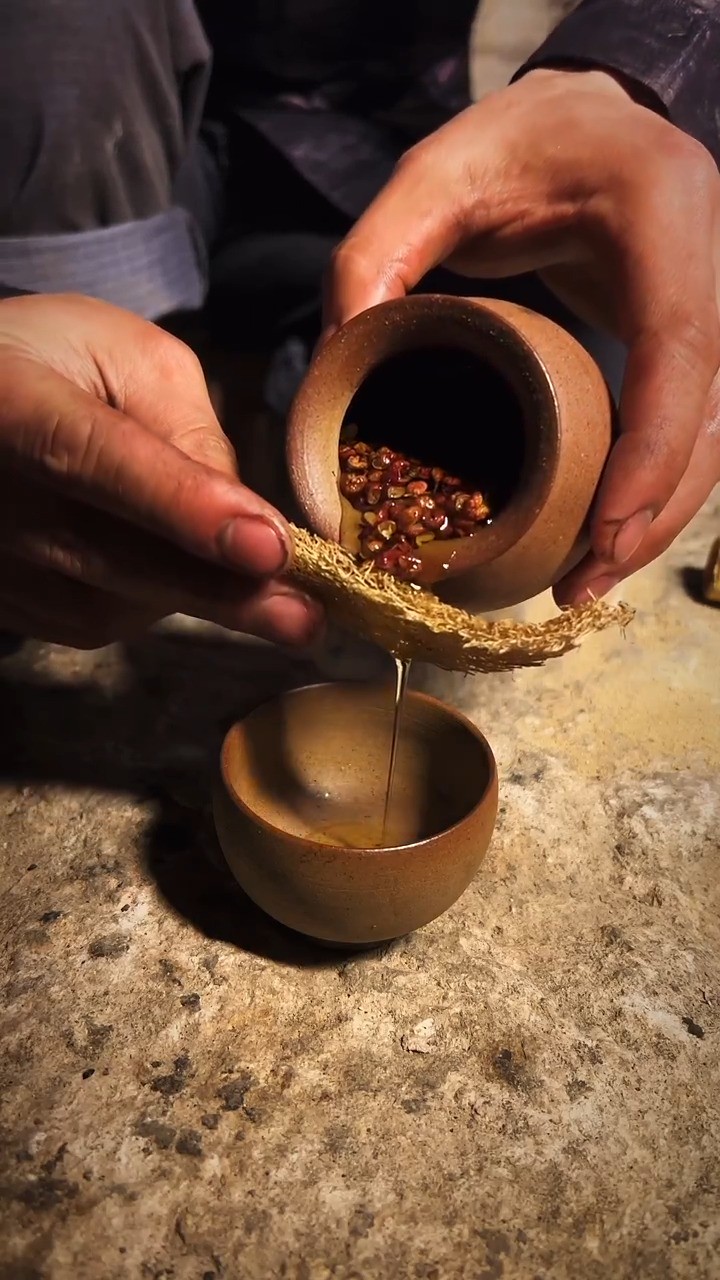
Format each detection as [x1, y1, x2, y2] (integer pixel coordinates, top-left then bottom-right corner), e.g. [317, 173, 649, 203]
[325, 69, 720, 604]
[0, 294, 321, 647]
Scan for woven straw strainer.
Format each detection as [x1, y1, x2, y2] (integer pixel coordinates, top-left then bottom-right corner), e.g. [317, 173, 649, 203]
[289, 525, 633, 676]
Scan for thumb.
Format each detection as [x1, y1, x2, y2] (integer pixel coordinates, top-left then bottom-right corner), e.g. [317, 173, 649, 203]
[0, 354, 290, 578]
[106, 332, 240, 478]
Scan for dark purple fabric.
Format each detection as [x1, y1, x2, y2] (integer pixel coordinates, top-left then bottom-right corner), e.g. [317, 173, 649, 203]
[1, 1, 718, 238]
[518, 0, 720, 167]
[199, 0, 477, 218]
[0, 1, 719, 310]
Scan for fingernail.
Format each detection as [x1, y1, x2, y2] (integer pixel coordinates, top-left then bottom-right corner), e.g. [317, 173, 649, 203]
[219, 516, 289, 576]
[611, 509, 653, 565]
[576, 574, 621, 604]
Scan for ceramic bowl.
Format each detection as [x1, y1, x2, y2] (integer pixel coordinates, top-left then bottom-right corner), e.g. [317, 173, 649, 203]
[287, 294, 614, 611]
[214, 681, 498, 948]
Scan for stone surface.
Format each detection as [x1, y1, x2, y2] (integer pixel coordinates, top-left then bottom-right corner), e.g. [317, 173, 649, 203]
[1, 492, 719, 1280]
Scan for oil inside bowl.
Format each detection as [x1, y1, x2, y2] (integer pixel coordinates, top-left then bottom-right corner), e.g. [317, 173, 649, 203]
[308, 811, 424, 850]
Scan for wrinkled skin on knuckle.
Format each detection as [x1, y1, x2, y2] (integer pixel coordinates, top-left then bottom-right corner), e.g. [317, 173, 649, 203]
[677, 309, 720, 377]
[663, 128, 718, 193]
[326, 240, 388, 315]
[152, 329, 204, 385]
[706, 370, 720, 431]
[37, 404, 111, 483]
[173, 423, 237, 475]
[142, 331, 237, 469]
[641, 130, 719, 236]
[611, 149, 720, 366]
[329, 239, 368, 286]
[395, 134, 463, 198]
[0, 296, 112, 397]
[646, 293, 720, 383]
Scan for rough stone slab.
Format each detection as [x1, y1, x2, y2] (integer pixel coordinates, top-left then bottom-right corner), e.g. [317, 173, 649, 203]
[1, 495, 719, 1280]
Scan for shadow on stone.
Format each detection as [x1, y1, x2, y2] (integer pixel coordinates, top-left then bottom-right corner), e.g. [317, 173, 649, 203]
[0, 628, 314, 792]
[142, 803, 355, 969]
[0, 628, 369, 967]
[679, 565, 706, 605]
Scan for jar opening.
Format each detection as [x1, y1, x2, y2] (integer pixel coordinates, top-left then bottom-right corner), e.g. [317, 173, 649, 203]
[341, 345, 525, 517]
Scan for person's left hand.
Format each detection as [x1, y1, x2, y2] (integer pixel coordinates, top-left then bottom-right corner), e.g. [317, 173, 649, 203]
[325, 69, 720, 604]
[0, 294, 322, 648]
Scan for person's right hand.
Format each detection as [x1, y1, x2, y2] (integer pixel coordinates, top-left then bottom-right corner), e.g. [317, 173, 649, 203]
[0, 293, 321, 648]
[325, 69, 720, 604]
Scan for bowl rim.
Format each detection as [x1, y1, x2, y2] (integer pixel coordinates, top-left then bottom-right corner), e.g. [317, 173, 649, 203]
[218, 679, 498, 856]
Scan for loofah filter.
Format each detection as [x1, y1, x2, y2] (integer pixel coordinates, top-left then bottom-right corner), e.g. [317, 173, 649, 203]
[289, 524, 633, 675]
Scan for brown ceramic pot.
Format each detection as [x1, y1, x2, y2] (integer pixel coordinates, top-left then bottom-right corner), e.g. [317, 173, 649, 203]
[213, 682, 498, 948]
[287, 295, 613, 611]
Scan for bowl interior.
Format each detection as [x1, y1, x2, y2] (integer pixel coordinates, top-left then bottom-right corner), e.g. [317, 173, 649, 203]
[222, 682, 494, 851]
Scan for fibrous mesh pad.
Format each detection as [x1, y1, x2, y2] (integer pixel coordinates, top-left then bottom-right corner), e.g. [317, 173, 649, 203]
[289, 525, 633, 675]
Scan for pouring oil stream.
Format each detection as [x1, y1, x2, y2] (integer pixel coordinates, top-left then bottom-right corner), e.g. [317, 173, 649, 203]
[381, 656, 412, 845]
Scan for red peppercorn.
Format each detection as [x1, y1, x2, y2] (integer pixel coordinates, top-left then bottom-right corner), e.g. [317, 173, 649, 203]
[464, 492, 490, 521]
[396, 503, 424, 532]
[387, 458, 413, 484]
[340, 472, 367, 498]
[424, 511, 449, 533]
[338, 436, 491, 580]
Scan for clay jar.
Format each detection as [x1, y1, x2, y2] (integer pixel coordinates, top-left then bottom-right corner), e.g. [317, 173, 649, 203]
[287, 295, 614, 612]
